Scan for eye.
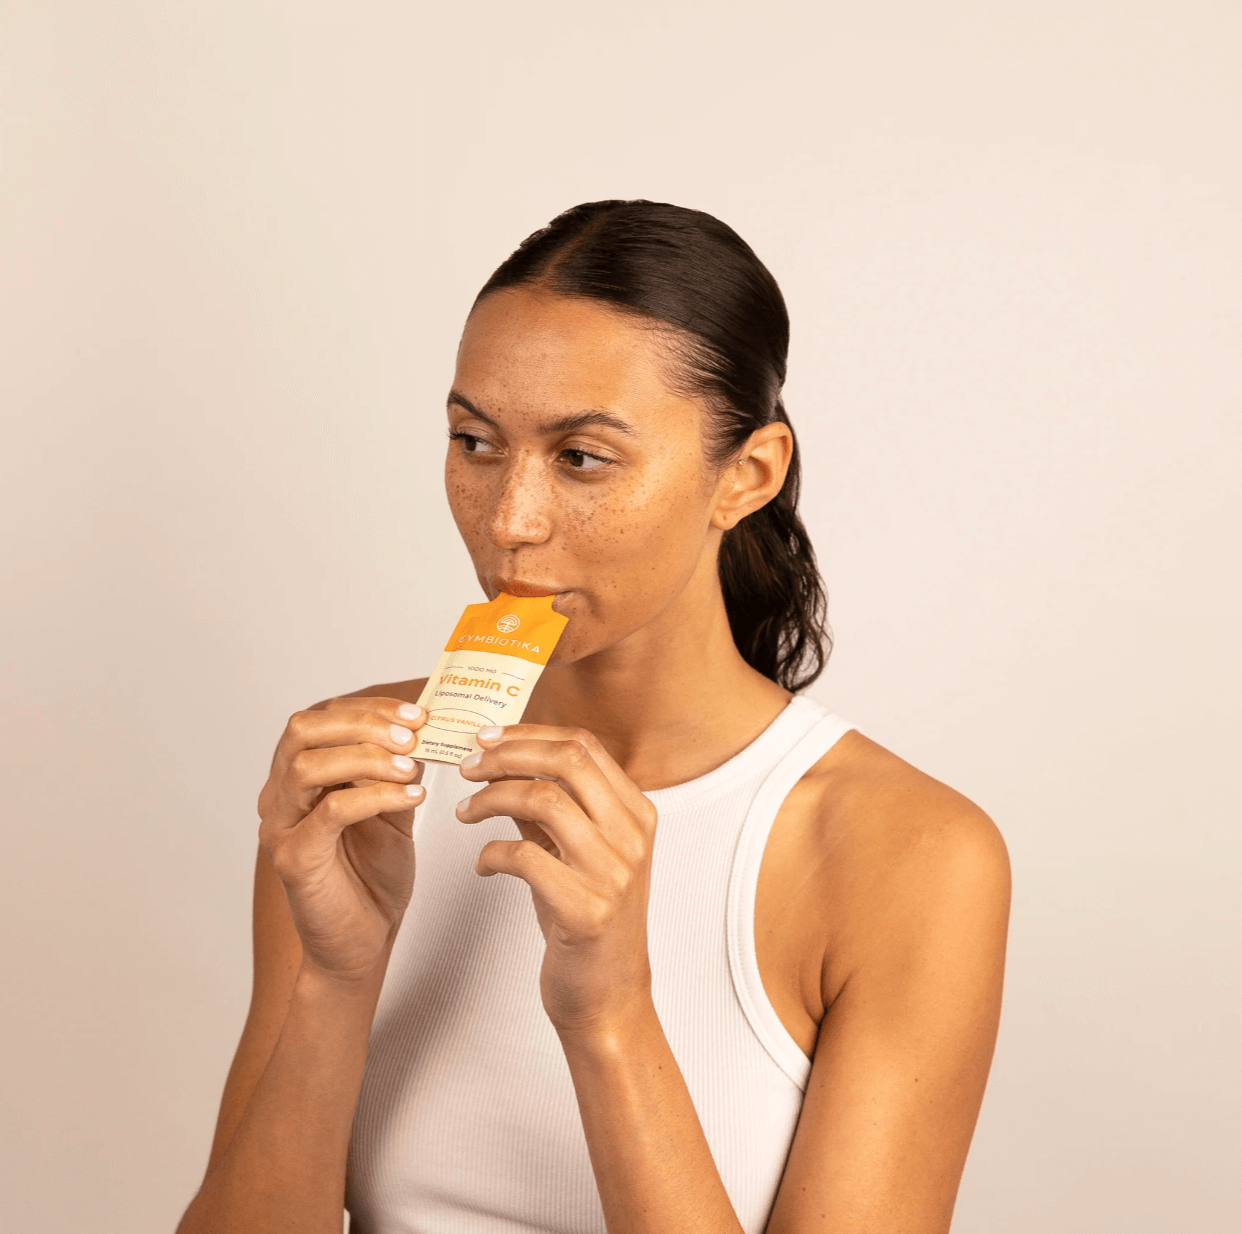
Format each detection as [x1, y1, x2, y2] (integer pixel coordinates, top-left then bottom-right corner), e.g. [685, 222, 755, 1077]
[560, 447, 610, 471]
[449, 429, 499, 454]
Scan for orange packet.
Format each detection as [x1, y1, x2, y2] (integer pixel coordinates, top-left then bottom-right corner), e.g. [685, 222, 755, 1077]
[411, 593, 568, 765]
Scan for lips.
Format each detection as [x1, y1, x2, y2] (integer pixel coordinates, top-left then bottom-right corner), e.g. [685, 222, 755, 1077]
[493, 579, 563, 598]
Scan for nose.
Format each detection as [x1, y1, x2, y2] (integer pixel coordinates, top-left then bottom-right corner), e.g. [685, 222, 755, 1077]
[484, 453, 553, 549]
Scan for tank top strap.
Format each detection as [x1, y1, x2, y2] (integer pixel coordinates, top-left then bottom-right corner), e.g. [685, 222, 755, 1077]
[725, 701, 856, 1089]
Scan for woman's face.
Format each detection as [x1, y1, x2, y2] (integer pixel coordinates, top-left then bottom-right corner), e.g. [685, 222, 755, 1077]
[445, 286, 727, 665]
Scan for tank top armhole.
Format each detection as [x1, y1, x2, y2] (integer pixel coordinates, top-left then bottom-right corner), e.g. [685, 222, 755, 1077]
[725, 707, 857, 1092]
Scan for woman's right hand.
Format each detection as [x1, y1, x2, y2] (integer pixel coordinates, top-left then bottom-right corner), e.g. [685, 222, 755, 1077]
[257, 696, 428, 984]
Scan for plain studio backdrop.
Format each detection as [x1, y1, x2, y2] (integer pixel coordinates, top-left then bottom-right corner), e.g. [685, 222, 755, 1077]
[1, 2, 1238, 1231]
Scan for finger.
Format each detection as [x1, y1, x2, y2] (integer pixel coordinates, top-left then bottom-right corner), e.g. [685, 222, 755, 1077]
[321, 695, 426, 718]
[473, 724, 655, 830]
[476, 839, 620, 942]
[283, 741, 419, 809]
[456, 778, 614, 871]
[274, 700, 427, 774]
[474, 837, 606, 923]
[462, 734, 652, 854]
[262, 779, 426, 856]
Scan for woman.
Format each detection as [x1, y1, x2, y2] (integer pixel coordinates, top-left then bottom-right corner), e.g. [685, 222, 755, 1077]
[177, 200, 1011, 1234]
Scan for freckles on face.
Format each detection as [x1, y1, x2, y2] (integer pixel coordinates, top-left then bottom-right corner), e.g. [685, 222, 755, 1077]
[555, 436, 704, 606]
[444, 289, 722, 656]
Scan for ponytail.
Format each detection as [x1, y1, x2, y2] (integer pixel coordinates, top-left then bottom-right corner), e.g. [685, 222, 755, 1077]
[718, 402, 828, 691]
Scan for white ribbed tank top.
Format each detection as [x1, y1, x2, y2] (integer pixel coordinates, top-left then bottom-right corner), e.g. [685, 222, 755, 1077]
[346, 695, 855, 1234]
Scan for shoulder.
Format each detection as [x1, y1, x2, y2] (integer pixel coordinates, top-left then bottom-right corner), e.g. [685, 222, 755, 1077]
[806, 729, 1008, 882]
[797, 731, 1011, 992]
[306, 677, 429, 711]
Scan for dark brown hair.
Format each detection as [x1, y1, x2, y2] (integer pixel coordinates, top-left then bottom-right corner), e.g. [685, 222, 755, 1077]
[472, 199, 830, 692]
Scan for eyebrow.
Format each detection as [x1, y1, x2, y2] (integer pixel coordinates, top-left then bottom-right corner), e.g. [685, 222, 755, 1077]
[447, 390, 637, 438]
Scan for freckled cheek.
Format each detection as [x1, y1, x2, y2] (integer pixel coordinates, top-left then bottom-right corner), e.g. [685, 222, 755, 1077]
[560, 473, 708, 575]
[444, 461, 492, 542]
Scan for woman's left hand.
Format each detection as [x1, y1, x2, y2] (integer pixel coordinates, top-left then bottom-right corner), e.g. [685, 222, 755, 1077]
[456, 723, 659, 1036]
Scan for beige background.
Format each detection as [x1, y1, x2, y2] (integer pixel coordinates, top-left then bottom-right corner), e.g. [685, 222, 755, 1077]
[2, 2, 1239, 1231]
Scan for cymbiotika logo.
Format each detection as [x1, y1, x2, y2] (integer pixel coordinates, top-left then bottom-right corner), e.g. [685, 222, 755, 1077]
[496, 613, 520, 634]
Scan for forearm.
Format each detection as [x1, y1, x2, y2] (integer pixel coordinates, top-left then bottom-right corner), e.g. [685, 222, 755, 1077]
[177, 960, 384, 1234]
[558, 1000, 745, 1234]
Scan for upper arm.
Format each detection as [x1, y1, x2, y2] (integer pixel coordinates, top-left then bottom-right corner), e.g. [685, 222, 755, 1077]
[765, 805, 1011, 1234]
[200, 678, 428, 1179]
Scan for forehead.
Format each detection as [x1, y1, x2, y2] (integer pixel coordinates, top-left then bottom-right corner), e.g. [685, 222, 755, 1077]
[453, 287, 695, 422]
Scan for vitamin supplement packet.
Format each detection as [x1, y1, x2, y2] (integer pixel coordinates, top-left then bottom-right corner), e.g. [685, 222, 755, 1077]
[411, 593, 568, 765]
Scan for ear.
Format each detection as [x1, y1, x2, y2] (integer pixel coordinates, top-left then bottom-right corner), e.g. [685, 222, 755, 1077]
[710, 422, 794, 531]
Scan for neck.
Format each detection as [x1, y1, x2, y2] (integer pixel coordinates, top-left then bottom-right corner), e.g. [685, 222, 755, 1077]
[525, 558, 791, 790]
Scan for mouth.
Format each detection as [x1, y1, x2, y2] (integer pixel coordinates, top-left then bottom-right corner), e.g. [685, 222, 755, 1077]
[492, 578, 564, 599]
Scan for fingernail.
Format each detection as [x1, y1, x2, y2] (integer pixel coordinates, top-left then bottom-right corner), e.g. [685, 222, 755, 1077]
[398, 703, 423, 722]
[455, 794, 473, 817]
[476, 726, 502, 743]
[460, 752, 481, 770]
[392, 754, 415, 772]
[405, 783, 425, 799]
[390, 724, 413, 743]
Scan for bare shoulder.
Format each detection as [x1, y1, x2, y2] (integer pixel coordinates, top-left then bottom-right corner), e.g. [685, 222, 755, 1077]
[306, 677, 430, 711]
[811, 729, 1008, 868]
[794, 730, 1011, 994]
